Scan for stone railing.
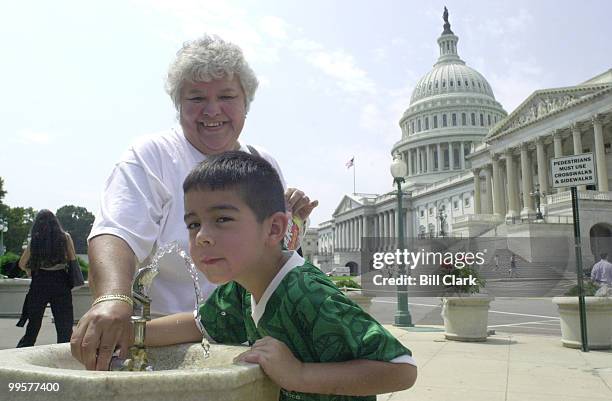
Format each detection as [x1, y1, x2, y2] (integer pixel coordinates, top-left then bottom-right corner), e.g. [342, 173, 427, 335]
[453, 214, 503, 224]
[546, 190, 612, 205]
[544, 215, 573, 224]
[412, 171, 472, 197]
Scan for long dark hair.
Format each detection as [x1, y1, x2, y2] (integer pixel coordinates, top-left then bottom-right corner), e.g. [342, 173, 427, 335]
[27, 209, 68, 270]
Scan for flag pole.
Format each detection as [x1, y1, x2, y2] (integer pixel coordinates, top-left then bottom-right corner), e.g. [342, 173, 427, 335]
[353, 159, 356, 195]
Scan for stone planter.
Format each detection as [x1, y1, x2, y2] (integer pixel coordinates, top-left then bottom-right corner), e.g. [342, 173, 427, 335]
[71, 284, 93, 323]
[552, 296, 612, 350]
[441, 296, 493, 342]
[0, 279, 31, 317]
[0, 279, 92, 322]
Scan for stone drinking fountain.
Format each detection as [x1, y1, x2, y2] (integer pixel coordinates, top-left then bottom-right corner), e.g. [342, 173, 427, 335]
[0, 243, 279, 401]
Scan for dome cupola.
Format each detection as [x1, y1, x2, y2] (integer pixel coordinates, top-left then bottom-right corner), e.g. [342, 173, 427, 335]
[393, 7, 507, 189]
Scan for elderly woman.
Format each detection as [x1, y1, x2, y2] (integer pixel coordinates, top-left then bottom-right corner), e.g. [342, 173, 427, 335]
[71, 35, 317, 370]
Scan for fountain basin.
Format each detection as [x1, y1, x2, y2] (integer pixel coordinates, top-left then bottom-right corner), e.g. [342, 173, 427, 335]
[0, 343, 279, 401]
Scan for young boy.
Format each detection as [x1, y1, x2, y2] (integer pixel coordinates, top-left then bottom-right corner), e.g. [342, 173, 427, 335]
[143, 151, 417, 400]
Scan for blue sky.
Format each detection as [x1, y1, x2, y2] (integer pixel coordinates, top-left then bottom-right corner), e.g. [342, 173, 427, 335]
[1, 0, 611, 226]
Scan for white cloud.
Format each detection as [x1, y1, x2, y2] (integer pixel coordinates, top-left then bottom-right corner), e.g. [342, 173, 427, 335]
[307, 50, 377, 94]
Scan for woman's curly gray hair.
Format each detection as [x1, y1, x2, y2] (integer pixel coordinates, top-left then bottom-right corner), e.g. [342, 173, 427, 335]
[166, 35, 258, 113]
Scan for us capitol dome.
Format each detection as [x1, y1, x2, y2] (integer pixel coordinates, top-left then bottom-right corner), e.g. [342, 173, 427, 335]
[392, 8, 507, 188]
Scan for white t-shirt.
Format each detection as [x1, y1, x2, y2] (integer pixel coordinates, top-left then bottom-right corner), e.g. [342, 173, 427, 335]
[88, 126, 286, 316]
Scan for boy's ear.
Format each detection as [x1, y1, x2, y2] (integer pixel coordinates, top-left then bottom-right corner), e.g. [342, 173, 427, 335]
[265, 211, 289, 246]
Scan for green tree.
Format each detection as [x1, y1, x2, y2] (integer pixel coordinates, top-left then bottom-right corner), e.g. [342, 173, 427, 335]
[56, 205, 95, 254]
[0, 177, 7, 216]
[4, 207, 37, 254]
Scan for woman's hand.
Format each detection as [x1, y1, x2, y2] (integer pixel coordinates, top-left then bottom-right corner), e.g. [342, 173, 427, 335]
[285, 188, 318, 221]
[70, 300, 133, 370]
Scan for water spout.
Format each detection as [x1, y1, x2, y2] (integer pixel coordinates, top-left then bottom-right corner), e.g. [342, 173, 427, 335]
[110, 242, 210, 371]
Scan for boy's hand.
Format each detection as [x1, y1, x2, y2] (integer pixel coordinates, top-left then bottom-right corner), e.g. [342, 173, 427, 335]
[235, 336, 303, 391]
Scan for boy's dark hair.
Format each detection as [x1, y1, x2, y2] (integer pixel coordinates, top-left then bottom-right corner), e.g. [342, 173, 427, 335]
[183, 151, 285, 222]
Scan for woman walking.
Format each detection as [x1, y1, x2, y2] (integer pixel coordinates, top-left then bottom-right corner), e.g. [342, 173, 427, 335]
[17, 210, 77, 347]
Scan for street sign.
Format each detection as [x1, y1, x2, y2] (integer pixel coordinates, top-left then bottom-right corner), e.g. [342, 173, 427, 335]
[550, 152, 597, 351]
[550, 153, 596, 188]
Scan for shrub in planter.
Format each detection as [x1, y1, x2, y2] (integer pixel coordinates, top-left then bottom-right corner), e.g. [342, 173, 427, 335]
[553, 282, 612, 349]
[439, 263, 492, 342]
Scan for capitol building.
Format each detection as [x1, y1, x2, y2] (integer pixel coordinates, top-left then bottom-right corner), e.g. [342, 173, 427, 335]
[311, 10, 612, 273]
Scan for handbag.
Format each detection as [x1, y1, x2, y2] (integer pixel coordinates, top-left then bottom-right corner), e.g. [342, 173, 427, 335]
[66, 259, 85, 288]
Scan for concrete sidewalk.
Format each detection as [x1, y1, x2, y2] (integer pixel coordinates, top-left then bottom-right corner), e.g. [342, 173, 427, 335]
[1, 315, 611, 401]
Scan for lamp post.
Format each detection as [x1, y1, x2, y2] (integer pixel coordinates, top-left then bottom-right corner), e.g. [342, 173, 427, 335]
[438, 206, 447, 237]
[390, 155, 414, 327]
[0, 218, 8, 257]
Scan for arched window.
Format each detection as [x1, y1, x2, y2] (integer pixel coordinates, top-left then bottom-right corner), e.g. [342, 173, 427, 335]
[452, 113, 457, 126]
[442, 114, 448, 127]
[417, 119, 422, 132]
[433, 115, 438, 128]
[488, 114, 491, 126]
[471, 113, 476, 125]
[457, 80, 461, 87]
[480, 113, 484, 126]
[462, 113, 467, 126]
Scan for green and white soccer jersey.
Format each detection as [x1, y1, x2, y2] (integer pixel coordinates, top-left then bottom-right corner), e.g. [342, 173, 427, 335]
[196, 252, 414, 401]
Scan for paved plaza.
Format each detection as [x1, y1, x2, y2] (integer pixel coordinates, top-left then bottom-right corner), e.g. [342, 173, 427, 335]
[1, 309, 611, 401]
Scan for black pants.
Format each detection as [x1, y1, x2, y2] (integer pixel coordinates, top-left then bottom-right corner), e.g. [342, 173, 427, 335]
[17, 269, 74, 348]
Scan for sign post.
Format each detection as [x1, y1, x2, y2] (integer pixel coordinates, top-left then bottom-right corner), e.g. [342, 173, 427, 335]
[551, 152, 597, 353]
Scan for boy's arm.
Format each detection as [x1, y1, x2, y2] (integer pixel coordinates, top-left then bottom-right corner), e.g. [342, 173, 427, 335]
[238, 336, 417, 396]
[144, 312, 203, 347]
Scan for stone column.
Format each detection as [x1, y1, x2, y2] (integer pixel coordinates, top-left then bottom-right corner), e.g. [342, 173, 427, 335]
[362, 216, 368, 249]
[505, 149, 519, 218]
[593, 115, 609, 191]
[572, 124, 586, 191]
[350, 219, 355, 251]
[460, 142, 466, 169]
[382, 212, 388, 249]
[449, 142, 454, 170]
[520, 143, 535, 217]
[437, 143, 442, 171]
[390, 210, 395, 248]
[491, 156, 503, 216]
[357, 216, 363, 250]
[333, 227, 337, 250]
[485, 165, 494, 214]
[427, 145, 434, 172]
[553, 131, 566, 193]
[535, 137, 549, 195]
[473, 168, 482, 214]
[407, 150, 412, 176]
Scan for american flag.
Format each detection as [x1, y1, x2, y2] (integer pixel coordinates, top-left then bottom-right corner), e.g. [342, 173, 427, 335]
[345, 156, 354, 169]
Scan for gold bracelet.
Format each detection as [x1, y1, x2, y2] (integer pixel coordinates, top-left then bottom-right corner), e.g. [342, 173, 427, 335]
[92, 294, 134, 308]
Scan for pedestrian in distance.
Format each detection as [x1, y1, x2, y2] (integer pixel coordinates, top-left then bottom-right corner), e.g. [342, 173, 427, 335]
[508, 253, 518, 278]
[16, 209, 77, 347]
[591, 253, 612, 285]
